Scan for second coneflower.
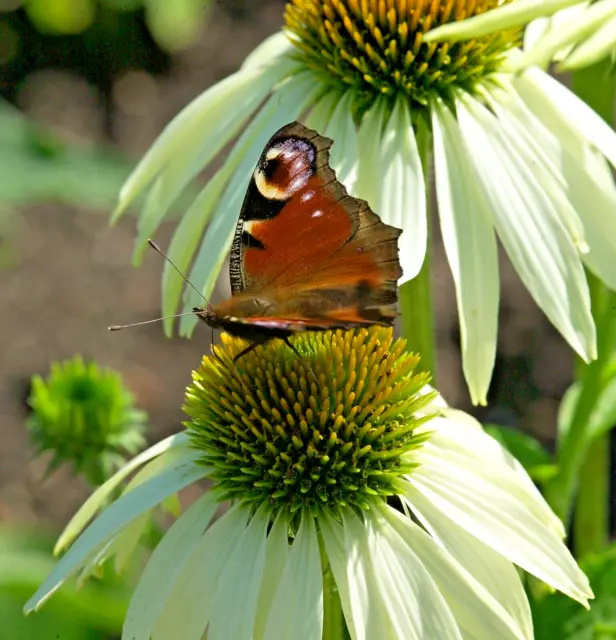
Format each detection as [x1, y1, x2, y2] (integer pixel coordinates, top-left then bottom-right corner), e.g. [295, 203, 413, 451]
[112, 0, 616, 406]
[25, 328, 591, 639]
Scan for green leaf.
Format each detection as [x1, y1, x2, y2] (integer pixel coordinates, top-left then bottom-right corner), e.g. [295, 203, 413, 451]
[484, 423, 557, 483]
[532, 543, 616, 639]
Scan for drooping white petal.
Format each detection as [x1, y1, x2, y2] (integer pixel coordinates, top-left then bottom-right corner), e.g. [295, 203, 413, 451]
[304, 91, 340, 133]
[25, 459, 207, 613]
[405, 445, 593, 607]
[431, 99, 499, 406]
[254, 515, 290, 640]
[424, 0, 581, 42]
[161, 169, 229, 335]
[380, 505, 527, 640]
[263, 517, 323, 640]
[105, 444, 199, 572]
[354, 98, 388, 212]
[361, 512, 462, 640]
[114, 53, 295, 227]
[494, 79, 616, 289]
[485, 84, 588, 253]
[456, 94, 596, 362]
[241, 32, 295, 71]
[122, 492, 218, 640]
[179, 72, 326, 336]
[54, 432, 190, 554]
[319, 515, 362, 640]
[432, 410, 565, 537]
[322, 92, 360, 190]
[516, 0, 616, 69]
[323, 513, 395, 640]
[152, 506, 250, 640]
[560, 12, 616, 69]
[380, 97, 426, 282]
[514, 66, 616, 170]
[508, 83, 616, 289]
[405, 492, 533, 639]
[208, 507, 269, 640]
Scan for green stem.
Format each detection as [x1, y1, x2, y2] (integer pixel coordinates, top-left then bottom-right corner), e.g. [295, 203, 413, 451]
[399, 122, 437, 382]
[320, 531, 346, 640]
[547, 62, 616, 553]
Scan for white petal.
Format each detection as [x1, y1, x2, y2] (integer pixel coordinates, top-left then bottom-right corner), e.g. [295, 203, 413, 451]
[560, 12, 616, 69]
[114, 59, 290, 225]
[518, 0, 616, 68]
[424, 0, 581, 42]
[456, 94, 596, 362]
[322, 92, 360, 190]
[361, 512, 462, 640]
[208, 507, 269, 640]
[153, 506, 250, 640]
[263, 517, 323, 640]
[485, 85, 588, 253]
[431, 99, 499, 406]
[107, 445, 199, 572]
[406, 446, 593, 606]
[404, 493, 533, 639]
[323, 511, 461, 640]
[304, 91, 340, 132]
[25, 459, 207, 613]
[514, 66, 616, 170]
[179, 72, 325, 336]
[241, 32, 296, 71]
[54, 432, 190, 554]
[381, 505, 528, 640]
[122, 492, 218, 640]
[492, 83, 616, 290]
[367, 521, 462, 640]
[161, 169, 229, 334]
[500, 80, 616, 289]
[432, 410, 565, 538]
[254, 515, 290, 640]
[380, 97, 426, 281]
[319, 515, 361, 640]
[354, 99, 388, 212]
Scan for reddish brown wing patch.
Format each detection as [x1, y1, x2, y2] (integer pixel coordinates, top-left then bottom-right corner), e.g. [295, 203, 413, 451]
[225, 121, 402, 330]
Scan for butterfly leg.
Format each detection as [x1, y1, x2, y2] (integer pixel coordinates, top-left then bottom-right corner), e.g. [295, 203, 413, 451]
[233, 341, 266, 363]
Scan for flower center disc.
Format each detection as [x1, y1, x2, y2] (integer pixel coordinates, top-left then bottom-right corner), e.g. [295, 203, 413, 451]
[285, 0, 520, 108]
[184, 328, 435, 517]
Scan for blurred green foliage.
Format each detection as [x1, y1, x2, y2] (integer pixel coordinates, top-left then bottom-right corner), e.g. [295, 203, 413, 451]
[1, 0, 212, 52]
[532, 544, 616, 640]
[0, 101, 132, 209]
[0, 527, 130, 639]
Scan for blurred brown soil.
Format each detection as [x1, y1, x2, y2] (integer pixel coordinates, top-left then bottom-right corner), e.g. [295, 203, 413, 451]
[0, 1, 573, 530]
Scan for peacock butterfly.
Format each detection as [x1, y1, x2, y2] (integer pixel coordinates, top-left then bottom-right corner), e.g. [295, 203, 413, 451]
[112, 122, 403, 361]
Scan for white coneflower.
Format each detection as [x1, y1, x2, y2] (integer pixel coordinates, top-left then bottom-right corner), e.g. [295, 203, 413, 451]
[112, 1, 616, 405]
[425, 0, 616, 70]
[25, 328, 591, 639]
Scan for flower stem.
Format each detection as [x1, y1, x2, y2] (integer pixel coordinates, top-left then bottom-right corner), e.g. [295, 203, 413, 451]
[319, 531, 346, 640]
[548, 61, 616, 553]
[399, 122, 437, 382]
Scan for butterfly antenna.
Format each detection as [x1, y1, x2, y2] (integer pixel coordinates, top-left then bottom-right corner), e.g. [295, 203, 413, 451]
[283, 337, 322, 395]
[108, 312, 197, 331]
[147, 239, 209, 306]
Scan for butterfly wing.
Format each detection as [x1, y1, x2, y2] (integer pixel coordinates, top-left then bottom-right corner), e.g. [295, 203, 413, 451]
[217, 122, 402, 331]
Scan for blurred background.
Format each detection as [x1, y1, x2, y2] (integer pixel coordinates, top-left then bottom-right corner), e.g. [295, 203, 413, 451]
[0, 0, 576, 637]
